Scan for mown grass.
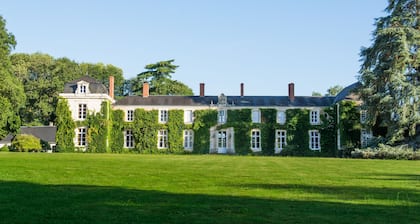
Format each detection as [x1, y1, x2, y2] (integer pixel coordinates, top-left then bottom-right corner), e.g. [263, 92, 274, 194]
[0, 153, 419, 224]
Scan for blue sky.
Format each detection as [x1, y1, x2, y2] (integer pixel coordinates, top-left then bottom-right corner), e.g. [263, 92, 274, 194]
[1, 0, 387, 96]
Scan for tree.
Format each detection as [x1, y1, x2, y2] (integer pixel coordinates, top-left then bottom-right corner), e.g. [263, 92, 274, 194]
[0, 16, 24, 137]
[55, 98, 75, 152]
[359, 0, 420, 145]
[326, 85, 343, 96]
[130, 59, 193, 96]
[311, 91, 322, 97]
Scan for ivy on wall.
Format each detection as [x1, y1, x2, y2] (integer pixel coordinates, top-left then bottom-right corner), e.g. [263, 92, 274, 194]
[167, 110, 185, 153]
[111, 109, 124, 153]
[223, 109, 252, 155]
[338, 101, 361, 156]
[132, 109, 159, 153]
[192, 110, 217, 154]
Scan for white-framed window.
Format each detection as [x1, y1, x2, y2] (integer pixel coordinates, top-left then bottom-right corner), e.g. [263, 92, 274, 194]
[310, 110, 320, 125]
[218, 110, 227, 123]
[251, 129, 261, 150]
[80, 84, 87, 93]
[217, 131, 227, 149]
[127, 110, 134, 121]
[78, 104, 87, 120]
[124, 129, 134, 148]
[361, 129, 372, 148]
[159, 110, 168, 123]
[252, 109, 261, 123]
[158, 129, 168, 149]
[360, 110, 367, 124]
[275, 130, 287, 152]
[309, 130, 321, 150]
[183, 130, 194, 150]
[184, 110, 193, 123]
[76, 127, 87, 147]
[277, 110, 286, 124]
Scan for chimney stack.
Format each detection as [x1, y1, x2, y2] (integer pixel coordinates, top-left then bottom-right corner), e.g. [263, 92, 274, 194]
[109, 76, 114, 99]
[200, 83, 205, 97]
[143, 82, 149, 98]
[288, 83, 295, 102]
[240, 83, 244, 97]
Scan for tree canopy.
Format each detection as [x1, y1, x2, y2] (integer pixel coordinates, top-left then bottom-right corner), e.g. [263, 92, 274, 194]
[359, 0, 420, 144]
[130, 60, 193, 96]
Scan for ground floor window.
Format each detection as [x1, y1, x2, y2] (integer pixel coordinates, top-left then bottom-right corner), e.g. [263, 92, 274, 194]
[361, 129, 372, 148]
[158, 130, 168, 149]
[184, 130, 194, 150]
[76, 127, 87, 146]
[251, 129, 261, 150]
[217, 131, 227, 149]
[124, 129, 134, 148]
[275, 130, 287, 152]
[309, 130, 320, 150]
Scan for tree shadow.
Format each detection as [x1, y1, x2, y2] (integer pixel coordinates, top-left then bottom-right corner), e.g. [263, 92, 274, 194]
[362, 173, 420, 181]
[0, 181, 418, 224]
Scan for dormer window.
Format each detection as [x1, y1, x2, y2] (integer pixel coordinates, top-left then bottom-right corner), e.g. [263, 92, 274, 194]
[77, 81, 89, 94]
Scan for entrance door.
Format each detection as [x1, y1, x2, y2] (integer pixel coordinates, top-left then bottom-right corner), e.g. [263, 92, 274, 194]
[217, 131, 227, 153]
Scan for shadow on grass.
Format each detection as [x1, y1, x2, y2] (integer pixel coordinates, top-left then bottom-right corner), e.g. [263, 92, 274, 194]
[362, 173, 420, 181]
[0, 181, 419, 224]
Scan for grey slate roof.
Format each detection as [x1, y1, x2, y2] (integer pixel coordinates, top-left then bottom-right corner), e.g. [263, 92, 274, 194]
[333, 82, 361, 104]
[115, 95, 336, 107]
[20, 126, 57, 143]
[63, 76, 108, 94]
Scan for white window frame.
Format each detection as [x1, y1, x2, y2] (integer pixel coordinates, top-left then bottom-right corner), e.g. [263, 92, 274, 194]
[159, 110, 168, 123]
[217, 130, 227, 149]
[309, 130, 321, 150]
[78, 104, 87, 120]
[158, 129, 168, 149]
[360, 110, 367, 124]
[310, 110, 320, 125]
[361, 129, 372, 148]
[127, 110, 134, 122]
[251, 109, 261, 123]
[124, 129, 134, 148]
[250, 129, 261, 150]
[218, 110, 227, 124]
[80, 84, 87, 93]
[277, 110, 286, 124]
[184, 110, 193, 123]
[76, 127, 87, 147]
[183, 130, 194, 150]
[275, 130, 287, 152]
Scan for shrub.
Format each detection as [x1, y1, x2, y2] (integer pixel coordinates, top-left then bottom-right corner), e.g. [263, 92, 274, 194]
[0, 145, 9, 152]
[351, 144, 418, 160]
[11, 134, 42, 152]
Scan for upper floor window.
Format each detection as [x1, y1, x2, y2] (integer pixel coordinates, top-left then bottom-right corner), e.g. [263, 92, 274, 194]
[252, 109, 261, 123]
[159, 110, 168, 123]
[127, 110, 134, 121]
[158, 129, 168, 149]
[184, 110, 193, 123]
[310, 110, 320, 125]
[78, 104, 87, 120]
[275, 130, 287, 152]
[277, 111, 286, 124]
[124, 129, 134, 148]
[251, 129, 261, 150]
[218, 110, 227, 124]
[360, 110, 367, 124]
[80, 85, 87, 93]
[309, 130, 320, 150]
[77, 81, 89, 94]
[183, 130, 194, 150]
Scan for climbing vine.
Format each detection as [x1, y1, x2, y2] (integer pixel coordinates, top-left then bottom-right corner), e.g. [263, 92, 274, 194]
[167, 110, 185, 153]
[55, 98, 75, 152]
[192, 110, 217, 154]
[132, 109, 159, 153]
[111, 109, 124, 153]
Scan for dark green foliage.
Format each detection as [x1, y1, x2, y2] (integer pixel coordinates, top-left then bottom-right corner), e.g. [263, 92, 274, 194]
[130, 59, 193, 96]
[319, 107, 337, 157]
[167, 110, 184, 153]
[224, 109, 252, 155]
[11, 134, 42, 152]
[260, 109, 277, 155]
[55, 98, 75, 152]
[359, 0, 420, 144]
[338, 101, 362, 152]
[192, 110, 217, 154]
[282, 109, 311, 156]
[86, 102, 111, 153]
[111, 110, 124, 153]
[133, 109, 159, 153]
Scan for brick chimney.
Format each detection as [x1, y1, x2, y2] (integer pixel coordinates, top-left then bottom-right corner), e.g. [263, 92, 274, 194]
[109, 76, 114, 99]
[288, 83, 295, 102]
[143, 82, 149, 98]
[240, 83, 244, 97]
[200, 83, 205, 97]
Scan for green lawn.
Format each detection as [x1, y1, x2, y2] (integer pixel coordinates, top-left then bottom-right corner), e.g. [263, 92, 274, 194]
[0, 153, 419, 224]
